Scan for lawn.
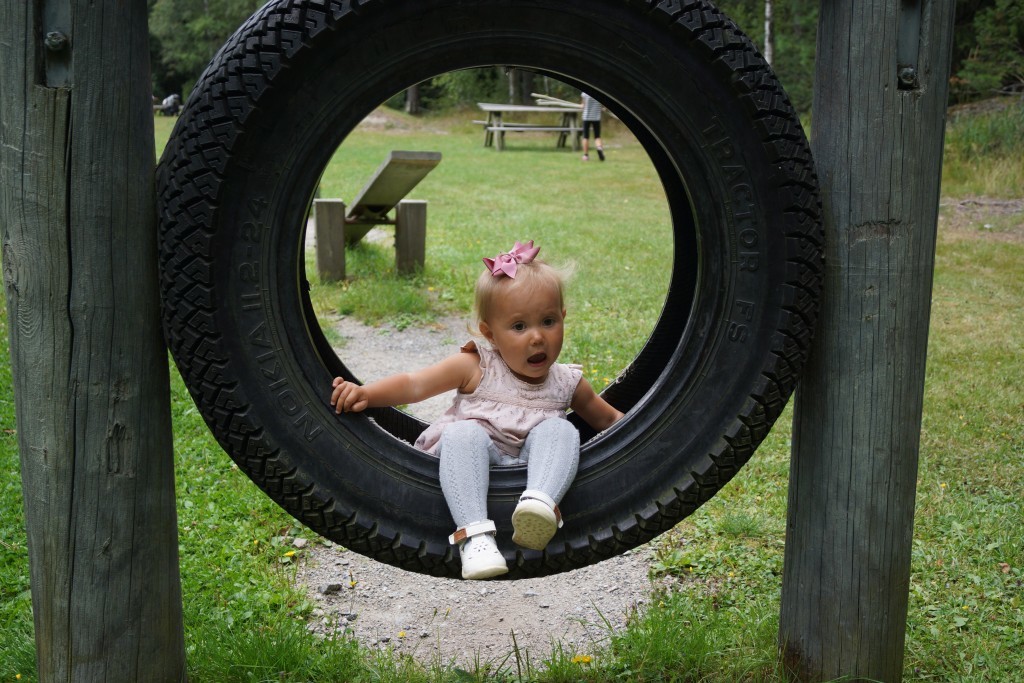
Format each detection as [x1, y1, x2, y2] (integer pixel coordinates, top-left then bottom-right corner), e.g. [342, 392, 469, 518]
[300, 109, 672, 392]
[1, 101, 1022, 681]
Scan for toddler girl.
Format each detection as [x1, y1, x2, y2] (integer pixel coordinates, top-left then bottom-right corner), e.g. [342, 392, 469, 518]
[330, 240, 623, 579]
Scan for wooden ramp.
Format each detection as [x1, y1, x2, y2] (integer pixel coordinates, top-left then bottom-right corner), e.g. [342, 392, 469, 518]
[345, 150, 442, 244]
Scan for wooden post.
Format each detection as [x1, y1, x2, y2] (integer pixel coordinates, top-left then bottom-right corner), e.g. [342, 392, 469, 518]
[395, 200, 427, 274]
[0, 1, 187, 680]
[778, 1, 955, 680]
[315, 199, 348, 281]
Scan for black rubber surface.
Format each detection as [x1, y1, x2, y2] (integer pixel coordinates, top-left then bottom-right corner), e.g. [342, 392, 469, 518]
[157, 0, 824, 578]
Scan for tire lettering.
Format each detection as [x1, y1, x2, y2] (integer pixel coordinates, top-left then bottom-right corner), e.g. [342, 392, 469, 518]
[703, 118, 763, 274]
[293, 411, 323, 442]
[733, 299, 755, 321]
[732, 182, 754, 204]
[238, 197, 323, 443]
[251, 346, 324, 443]
[249, 321, 272, 348]
[278, 389, 301, 415]
[738, 226, 760, 271]
[728, 299, 755, 342]
[241, 221, 262, 242]
[247, 197, 268, 218]
[238, 211, 321, 444]
[241, 292, 261, 311]
[239, 261, 259, 283]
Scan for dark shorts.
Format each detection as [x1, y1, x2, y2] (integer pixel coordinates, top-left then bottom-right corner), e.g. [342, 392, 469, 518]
[583, 120, 602, 139]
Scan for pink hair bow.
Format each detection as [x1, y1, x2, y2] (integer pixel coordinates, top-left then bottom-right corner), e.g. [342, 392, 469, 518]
[482, 240, 540, 278]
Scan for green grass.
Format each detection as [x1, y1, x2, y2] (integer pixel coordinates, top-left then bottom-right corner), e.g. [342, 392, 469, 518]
[941, 97, 1024, 197]
[1, 105, 1021, 681]
[297, 107, 672, 391]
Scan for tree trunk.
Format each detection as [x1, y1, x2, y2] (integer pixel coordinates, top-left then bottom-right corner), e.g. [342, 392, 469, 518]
[763, 0, 774, 65]
[507, 67, 519, 103]
[504, 66, 536, 105]
[0, 1, 187, 680]
[405, 83, 421, 115]
[520, 71, 536, 104]
[778, 1, 955, 681]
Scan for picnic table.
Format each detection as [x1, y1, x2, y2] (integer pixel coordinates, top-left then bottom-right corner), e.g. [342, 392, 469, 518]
[475, 102, 581, 151]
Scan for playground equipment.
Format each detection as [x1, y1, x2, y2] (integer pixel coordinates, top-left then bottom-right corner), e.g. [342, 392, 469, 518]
[313, 150, 441, 281]
[1, 0, 955, 680]
[157, 0, 824, 580]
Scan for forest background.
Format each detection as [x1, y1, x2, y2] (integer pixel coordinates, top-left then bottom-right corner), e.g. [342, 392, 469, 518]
[149, 0, 1024, 116]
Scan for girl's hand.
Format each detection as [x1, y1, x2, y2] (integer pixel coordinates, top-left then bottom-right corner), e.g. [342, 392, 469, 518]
[331, 377, 370, 414]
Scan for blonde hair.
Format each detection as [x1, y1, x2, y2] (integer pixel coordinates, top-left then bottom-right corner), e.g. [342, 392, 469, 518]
[473, 259, 575, 333]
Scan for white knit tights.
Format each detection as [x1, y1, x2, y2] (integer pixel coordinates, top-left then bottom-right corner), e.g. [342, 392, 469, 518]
[437, 418, 580, 528]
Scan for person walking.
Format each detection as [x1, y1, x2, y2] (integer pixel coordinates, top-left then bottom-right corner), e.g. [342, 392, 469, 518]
[580, 92, 605, 161]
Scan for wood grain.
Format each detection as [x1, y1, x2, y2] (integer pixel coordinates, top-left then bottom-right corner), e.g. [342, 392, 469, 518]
[0, 0, 186, 679]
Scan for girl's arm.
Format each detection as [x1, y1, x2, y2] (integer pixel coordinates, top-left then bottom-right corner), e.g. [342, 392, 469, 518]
[331, 351, 481, 414]
[570, 378, 624, 433]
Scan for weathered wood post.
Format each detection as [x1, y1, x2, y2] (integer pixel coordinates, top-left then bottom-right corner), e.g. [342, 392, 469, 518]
[0, 1, 187, 680]
[314, 199, 348, 281]
[395, 199, 428, 275]
[778, 1, 955, 680]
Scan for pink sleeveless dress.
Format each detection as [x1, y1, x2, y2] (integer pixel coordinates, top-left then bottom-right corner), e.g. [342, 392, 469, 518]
[413, 341, 583, 457]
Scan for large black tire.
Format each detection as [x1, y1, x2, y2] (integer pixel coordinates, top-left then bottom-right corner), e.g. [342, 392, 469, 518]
[158, 0, 823, 578]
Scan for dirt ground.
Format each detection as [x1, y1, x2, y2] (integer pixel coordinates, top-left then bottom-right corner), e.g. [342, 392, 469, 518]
[294, 196, 1022, 667]
[937, 196, 1024, 244]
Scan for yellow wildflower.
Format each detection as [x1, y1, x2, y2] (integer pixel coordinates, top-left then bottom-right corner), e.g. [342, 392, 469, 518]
[571, 654, 592, 664]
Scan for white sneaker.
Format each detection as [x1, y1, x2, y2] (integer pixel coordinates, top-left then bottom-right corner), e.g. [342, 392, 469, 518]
[512, 490, 561, 551]
[459, 533, 508, 580]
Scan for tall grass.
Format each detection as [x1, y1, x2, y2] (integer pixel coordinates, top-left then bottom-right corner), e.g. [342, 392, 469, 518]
[941, 97, 1024, 196]
[1, 103, 1021, 681]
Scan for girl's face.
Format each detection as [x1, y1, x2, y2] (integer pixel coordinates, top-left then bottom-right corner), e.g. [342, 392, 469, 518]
[479, 282, 565, 384]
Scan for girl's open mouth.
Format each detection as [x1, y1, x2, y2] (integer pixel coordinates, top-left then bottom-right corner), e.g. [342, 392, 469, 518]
[527, 353, 547, 365]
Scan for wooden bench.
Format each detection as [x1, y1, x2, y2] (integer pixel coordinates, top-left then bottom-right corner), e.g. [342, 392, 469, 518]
[314, 150, 442, 281]
[486, 125, 580, 151]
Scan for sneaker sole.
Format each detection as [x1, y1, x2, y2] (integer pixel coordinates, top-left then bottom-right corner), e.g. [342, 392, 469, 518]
[511, 500, 558, 550]
[463, 562, 509, 580]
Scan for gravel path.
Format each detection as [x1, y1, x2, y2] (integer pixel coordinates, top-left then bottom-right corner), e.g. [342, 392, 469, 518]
[294, 302, 659, 666]
[298, 542, 657, 666]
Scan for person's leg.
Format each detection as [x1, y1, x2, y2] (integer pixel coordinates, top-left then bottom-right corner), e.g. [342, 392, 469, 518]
[438, 420, 496, 527]
[582, 121, 591, 160]
[438, 420, 508, 579]
[512, 418, 580, 549]
[522, 418, 580, 501]
[594, 121, 605, 161]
